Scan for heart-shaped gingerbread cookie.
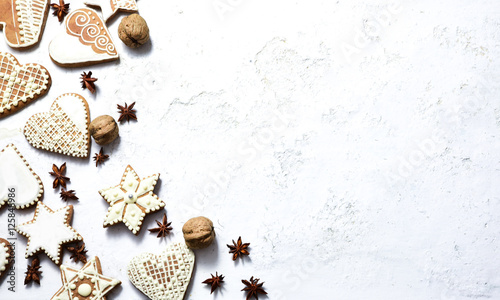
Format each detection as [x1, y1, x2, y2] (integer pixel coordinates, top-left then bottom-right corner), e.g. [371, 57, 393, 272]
[127, 243, 195, 300]
[0, 52, 51, 118]
[0, 0, 50, 48]
[24, 93, 90, 158]
[49, 8, 119, 67]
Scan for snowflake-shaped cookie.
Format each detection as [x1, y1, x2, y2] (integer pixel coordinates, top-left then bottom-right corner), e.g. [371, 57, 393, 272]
[99, 165, 164, 234]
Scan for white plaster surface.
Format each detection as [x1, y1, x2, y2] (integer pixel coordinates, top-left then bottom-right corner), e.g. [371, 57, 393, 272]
[0, 0, 500, 299]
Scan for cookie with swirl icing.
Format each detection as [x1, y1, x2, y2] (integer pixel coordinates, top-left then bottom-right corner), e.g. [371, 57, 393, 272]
[49, 8, 119, 67]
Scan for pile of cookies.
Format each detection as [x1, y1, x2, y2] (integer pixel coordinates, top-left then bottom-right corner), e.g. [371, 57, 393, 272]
[0, 1, 266, 299]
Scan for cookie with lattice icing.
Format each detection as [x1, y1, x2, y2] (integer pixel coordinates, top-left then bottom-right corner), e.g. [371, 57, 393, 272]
[0, 0, 50, 48]
[0, 144, 44, 209]
[49, 8, 119, 67]
[85, 0, 138, 23]
[99, 165, 165, 234]
[51, 256, 121, 300]
[0, 52, 51, 118]
[0, 238, 12, 281]
[127, 243, 195, 300]
[16, 202, 84, 265]
[24, 93, 90, 158]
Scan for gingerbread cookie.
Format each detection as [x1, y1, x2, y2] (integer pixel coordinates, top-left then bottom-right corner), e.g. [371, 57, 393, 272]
[99, 165, 165, 234]
[16, 202, 83, 265]
[0, 0, 50, 48]
[0, 144, 43, 209]
[0, 52, 51, 118]
[24, 93, 90, 158]
[51, 256, 121, 300]
[85, 0, 138, 23]
[49, 8, 119, 67]
[0, 238, 12, 281]
[127, 243, 195, 300]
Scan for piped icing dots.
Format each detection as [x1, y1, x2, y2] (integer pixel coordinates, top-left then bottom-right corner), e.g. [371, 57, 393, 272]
[3, 0, 49, 48]
[99, 165, 164, 234]
[0, 240, 11, 274]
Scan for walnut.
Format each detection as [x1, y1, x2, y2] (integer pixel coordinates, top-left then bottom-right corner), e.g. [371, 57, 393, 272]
[182, 217, 215, 249]
[118, 14, 150, 48]
[89, 115, 119, 145]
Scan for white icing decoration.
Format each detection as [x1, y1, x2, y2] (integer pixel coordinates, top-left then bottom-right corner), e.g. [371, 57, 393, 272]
[0, 144, 43, 209]
[127, 243, 195, 300]
[51, 257, 121, 300]
[23, 93, 90, 158]
[0, 241, 10, 273]
[99, 166, 163, 234]
[0, 0, 49, 48]
[15, 202, 83, 265]
[84, 0, 138, 23]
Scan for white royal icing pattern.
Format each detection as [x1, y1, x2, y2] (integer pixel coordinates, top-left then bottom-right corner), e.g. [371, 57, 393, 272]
[0, 240, 10, 274]
[24, 93, 90, 158]
[84, 0, 138, 22]
[51, 257, 121, 300]
[99, 165, 164, 234]
[127, 243, 195, 300]
[0, 52, 50, 116]
[16, 202, 83, 265]
[1, 0, 49, 48]
[0, 144, 43, 209]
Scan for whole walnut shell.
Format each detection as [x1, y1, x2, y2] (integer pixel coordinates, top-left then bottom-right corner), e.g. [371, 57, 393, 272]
[182, 216, 215, 249]
[118, 14, 150, 48]
[89, 115, 119, 145]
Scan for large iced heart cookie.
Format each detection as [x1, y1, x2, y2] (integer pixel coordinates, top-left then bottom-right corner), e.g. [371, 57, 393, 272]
[24, 93, 90, 158]
[49, 8, 119, 67]
[0, 0, 50, 48]
[0, 52, 51, 118]
[0, 144, 43, 209]
[127, 243, 195, 300]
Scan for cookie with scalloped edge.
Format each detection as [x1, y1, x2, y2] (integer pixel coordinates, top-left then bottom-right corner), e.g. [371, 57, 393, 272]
[0, 238, 13, 281]
[85, 0, 138, 23]
[0, 144, 44, 209]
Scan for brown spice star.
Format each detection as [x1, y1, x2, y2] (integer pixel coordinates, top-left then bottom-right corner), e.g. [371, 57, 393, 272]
[25, 257, 42, 285]
[148, 213, 173, 238]
[241, 276, 267, 300]
[117, 102, 137, 122]
[50, 0, 69, 22]
[202, 272, 224, 294]
[81, 71, 98, 94]
[93, 147, 109, 167]
[49, 163, 70, 189]
[67, 243, 88, 264]
[227, 236, 250, 261]
[60, 189, 78, 201]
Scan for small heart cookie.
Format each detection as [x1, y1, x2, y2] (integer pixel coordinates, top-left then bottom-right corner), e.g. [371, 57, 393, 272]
[127, 243, 195, 300]
[0, 0, 50, 48]
[0, 52, 51, 118]
[24, 93, 90, 158]
[0, 144, 44, 209]
[85, 0, 138, 23]
[49, 8, 119, 67]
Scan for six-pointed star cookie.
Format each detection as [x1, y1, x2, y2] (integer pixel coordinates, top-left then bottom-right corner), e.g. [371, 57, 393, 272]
[99, 165, 165, 234]
[84, 0, 138, 23]
[16, 202, 83, 265]
[51, 256, 121, 300]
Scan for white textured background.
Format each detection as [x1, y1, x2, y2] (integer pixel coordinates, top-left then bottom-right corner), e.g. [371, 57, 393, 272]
[1, 0, 500, 299]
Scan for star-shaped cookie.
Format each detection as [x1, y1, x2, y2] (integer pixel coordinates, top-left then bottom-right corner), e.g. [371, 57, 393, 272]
[16, 202, 83, 265]
[84, 0, 138, 23]
[51, 256, 121, 300]
[99, 165, 164, 235]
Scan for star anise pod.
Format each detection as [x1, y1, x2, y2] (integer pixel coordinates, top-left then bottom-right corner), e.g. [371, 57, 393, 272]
[117, 102, 137, 122]
[148, 213, 173, 238]
[50, 0, 69, 22]
[202, 272, 224, 294]
[25, 257, 42, 285]
[81, 71, 97, 94]
[93, 147, 109, 167]
[67, 243, 88, 264]
[49, 162, 70, 189]
[241, 276, 267, 300]
[227, 236, 250, 261]
[60, 188, 78, 201]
